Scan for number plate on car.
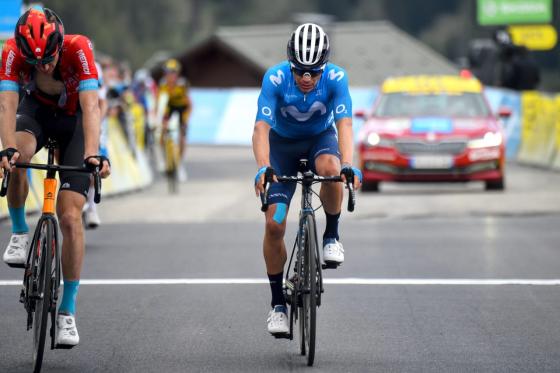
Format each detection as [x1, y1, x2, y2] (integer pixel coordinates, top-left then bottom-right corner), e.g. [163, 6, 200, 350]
[410, 155, 453, 169]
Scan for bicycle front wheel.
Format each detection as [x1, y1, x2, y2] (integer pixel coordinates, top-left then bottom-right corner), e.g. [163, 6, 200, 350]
[32, 219, 55, 373]
[299, 214, 318, 366]
[164, 137, 179, 193]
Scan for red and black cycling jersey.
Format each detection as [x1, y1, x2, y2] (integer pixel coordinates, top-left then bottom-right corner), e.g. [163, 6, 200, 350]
[0, 34, 99, 115]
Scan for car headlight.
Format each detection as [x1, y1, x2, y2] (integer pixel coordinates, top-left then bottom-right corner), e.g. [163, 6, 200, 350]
[365, 133, 393, 147]
[468, 132, 502, 149]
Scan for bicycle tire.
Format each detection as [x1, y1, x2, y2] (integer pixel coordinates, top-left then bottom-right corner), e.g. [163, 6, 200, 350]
[298, 228, 307, 356]
[297, 214, 318, 364]
[49, 219, 62, 350]
[303, 214, 317, 366]
[165, 137, 179, 194]
[32, 220, 54, 373]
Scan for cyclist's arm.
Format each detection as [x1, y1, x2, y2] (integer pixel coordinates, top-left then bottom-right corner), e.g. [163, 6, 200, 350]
[0, 91, 19, 150]
[70, 36, 102, 160]
[330, 66, 353, 166]
[0, 39, 23, 165]
[184, 93, 193, 120]
[253, 70, 279, 194]
[80, 90, 101, 159]
[252, 120, 271, 169]
[336, 117, 353, 166]
[253, 71, 278, 169]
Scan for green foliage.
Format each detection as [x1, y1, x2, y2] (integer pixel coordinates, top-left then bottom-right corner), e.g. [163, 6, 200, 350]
[35, 0, 557, 85]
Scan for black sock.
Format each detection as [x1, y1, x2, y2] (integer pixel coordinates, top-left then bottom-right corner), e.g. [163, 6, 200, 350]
[268, 272, 285, 307]
[323, 211, 341, 241]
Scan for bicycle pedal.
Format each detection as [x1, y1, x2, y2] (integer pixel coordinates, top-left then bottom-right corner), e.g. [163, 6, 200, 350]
[322, 261, 341, 270]
[55, 343, 76, 350]
[272, 332, 291, 339]
[6, 262, 25, 269]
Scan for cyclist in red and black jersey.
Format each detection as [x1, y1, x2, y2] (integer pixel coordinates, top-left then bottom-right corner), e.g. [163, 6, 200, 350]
[0, 6, 110, 348]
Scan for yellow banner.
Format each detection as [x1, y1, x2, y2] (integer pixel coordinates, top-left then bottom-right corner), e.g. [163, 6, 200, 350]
[508, 25, 557, 51]
[382, 75, 482, 94]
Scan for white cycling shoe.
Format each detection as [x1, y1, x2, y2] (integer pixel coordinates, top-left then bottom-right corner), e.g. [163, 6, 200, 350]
[83, 207, 101, 229]
[267, 305, 289, 335]
[323, 239, 344, 265]
[3, 233, 29, 268]
[178, 166, 188, 183]
[56, 313, 80, 348]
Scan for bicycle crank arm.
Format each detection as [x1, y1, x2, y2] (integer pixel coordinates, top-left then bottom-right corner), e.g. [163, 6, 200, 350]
[30, 292, 44, 300]
[273, 332, 292, 340]
[322, 262, 340, 270]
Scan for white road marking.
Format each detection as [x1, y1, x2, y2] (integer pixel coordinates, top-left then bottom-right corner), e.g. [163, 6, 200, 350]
[1, 278, 560, 286]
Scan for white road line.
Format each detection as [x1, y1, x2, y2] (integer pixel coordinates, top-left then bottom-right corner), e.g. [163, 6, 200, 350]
[1, 278, 560, 286]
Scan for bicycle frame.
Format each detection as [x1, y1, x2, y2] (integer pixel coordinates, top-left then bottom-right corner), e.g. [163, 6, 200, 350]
[293, 168, 324, 301]
[0, 138, 103, 370]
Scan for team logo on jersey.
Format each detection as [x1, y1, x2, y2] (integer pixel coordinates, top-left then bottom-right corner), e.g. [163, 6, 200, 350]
[335, 104, 347, 114]
[280, 101, 327, 122]
[5, 50, 16, 76]
[328, 68, 344, 82]
[76, 50, 91, 75]
[269, 70, 284, 87]
[261, 106, 273, 119]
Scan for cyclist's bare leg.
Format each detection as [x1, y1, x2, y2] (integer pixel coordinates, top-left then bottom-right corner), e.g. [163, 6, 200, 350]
[159, 118, 169, 148]
[6, 132, 36, 208]
[179, 122, 187, 161]
[56, 191, 87, 281]
[315, 154, 342, 214]
[263, 203, 288, 274]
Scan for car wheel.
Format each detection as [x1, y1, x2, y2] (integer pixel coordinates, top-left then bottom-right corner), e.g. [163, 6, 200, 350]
[485, 179, 505, 191]
[361, 181, 380, 192]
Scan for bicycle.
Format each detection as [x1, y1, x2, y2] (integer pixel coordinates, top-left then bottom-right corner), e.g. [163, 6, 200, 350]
[0, 139, 102, 373]
[162, 121, 180, 194]
[260, 159, 355, 366]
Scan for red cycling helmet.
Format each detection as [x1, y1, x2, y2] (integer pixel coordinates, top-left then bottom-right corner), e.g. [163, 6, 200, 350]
[15, 6, 64, 64]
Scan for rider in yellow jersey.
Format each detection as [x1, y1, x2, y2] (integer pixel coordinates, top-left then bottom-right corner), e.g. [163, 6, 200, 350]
[158, 59, 192, 179]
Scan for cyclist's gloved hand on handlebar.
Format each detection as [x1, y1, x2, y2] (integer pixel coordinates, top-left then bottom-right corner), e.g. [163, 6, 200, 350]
[84, 155, 111, 178]
[0, 148, 20, 176]
[254, 166, 276, 196]
[340, 163, 362, 189]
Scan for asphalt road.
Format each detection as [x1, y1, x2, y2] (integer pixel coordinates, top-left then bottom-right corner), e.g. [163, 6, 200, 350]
[1, 146, 560, 372]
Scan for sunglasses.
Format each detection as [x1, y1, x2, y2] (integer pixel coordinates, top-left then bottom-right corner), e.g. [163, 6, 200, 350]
[292, 68, 323, 78]
[25, 54, 56, 66]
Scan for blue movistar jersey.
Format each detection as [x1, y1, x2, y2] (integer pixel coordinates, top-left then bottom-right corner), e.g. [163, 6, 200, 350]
[255, 61, 352, 139]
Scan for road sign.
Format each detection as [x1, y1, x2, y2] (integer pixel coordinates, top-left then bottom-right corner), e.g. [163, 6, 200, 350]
[477, 0, 552, 25]
[508, 24, 557, 50]
[0, 0, 22, 37]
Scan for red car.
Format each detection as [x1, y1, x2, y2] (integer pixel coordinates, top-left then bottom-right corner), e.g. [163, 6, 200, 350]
[356, 75, 510, 192]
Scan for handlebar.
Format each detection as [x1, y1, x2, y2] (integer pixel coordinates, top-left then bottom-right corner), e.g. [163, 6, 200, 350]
[260, 173, 355, 213]
[0, 162, 102, 203]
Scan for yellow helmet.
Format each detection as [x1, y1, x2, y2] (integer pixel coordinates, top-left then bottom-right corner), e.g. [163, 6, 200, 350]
[164, 58, 181, 73]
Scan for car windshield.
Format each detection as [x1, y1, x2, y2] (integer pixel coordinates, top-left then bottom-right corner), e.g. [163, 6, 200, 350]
[374, 92, 490, 117]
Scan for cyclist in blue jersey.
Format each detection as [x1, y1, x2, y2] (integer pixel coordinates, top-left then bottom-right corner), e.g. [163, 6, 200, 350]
[252, 23, 362, 335]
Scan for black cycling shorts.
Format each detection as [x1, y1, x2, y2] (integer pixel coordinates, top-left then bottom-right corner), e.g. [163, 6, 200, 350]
[164, 105, 189, 127]
[16, 94, 90, 198]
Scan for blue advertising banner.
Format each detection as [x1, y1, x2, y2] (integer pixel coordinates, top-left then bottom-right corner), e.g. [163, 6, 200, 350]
[484, 87, 522, 159]
[0, 0, 22, 36]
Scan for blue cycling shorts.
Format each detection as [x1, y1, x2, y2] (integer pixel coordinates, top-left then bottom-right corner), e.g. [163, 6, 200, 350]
[267, 126, 340, 206]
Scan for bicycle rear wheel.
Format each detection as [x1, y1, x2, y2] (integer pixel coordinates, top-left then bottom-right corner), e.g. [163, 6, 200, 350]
[298, 214, 318, 366]
[164, 137, 179, 193]
[32, 219, 55, 373]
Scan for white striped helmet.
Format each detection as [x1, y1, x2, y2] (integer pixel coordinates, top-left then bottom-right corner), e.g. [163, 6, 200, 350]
[287, 23, 330, 70]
